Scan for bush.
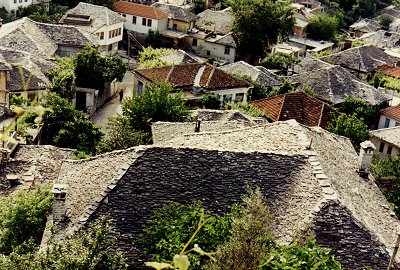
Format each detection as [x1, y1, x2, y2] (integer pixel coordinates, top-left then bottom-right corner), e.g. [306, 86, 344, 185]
[201, 95, 221, 109]
[9, 95, 29, 106]
[138, 47, 173, 69]
[379, 15, 393, 30]
[41, 93, 103, 154]
[259, 239, 342, 269]
[0, 186, 52, 254]
[306, 13, 339, 41]
[142, 202, 236, 270]
[261, 53, 297, 71]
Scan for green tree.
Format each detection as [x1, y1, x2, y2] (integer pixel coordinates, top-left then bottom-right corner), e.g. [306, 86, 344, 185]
[137, 47, 173, 69]
[261, 53, 298, 71]
[201, 94, 221, 109]
[327, 113, 369, 148]
[336, 96, 380, 128]
[306, 13, 339, 41]
[0, 186, 52, 255]
[41, 93, 103, 154]
[48, 57, 76, 99]
[75, 46, 127, 90]
[227, 0, 294, 58]
[379, 15, 393, 30]
[0, 220, 127, 270]
[259, 239, 342, 269]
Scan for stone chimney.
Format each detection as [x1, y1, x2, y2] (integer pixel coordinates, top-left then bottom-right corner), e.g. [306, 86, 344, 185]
[52, 184, 67, 223]
[359, 140, 376, 177]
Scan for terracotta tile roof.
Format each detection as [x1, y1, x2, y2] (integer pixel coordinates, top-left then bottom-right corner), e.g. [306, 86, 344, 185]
[380, 105, 400, 122]
[251, 92, 333, 128]
[135, 63, 249, 90]
[114, 1, 168, 20]
[377, 64, 400, 78]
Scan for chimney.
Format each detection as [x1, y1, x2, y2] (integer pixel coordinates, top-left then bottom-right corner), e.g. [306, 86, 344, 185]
[52, 184, 67, 223]
[358, 140, 375, 177]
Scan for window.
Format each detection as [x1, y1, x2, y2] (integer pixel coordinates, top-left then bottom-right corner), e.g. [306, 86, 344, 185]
[388, 145, 393, 155]
[223, 94, 233, 104]
[147, 19, 152, 27]
[118, 28, 121, 36]
[132, 16, 137, 24]
[99, 32, 104, 40]
[137, 81, 144, 95]
[109, 31, 112, 38]
[206, 50, 211, 56]
[224, 46, 230, 55]
[108, 44, 113, 51]
[396, 121, 400, 126]
[142, 18, 146, 26]
[14, 0, 16, 3]
[172, 24, 177, 31]
[122, 13, 126, 17]
[379, 142, 385, 153]
[384, 117, 391, 128]
[235, 93, 244, 102]
[192, 38, 197, 47]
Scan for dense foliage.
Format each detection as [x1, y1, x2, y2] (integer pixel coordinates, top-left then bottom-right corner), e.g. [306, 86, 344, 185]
[98, 82, 189, 152]
[0, 186, 52, 255]
[227, 0, 294, 58]
[0, 220, 127, 270]
[261, 53, 298, 71]
[201, 94, 221, 109]
[48, 57, 76, 99]
[328, 113, 369, 148]
[306, 13, 340, 41]
[142, 203, 236, 269]
[335, 96, 380, 127]
[137, 47, 173, 69]
[41, 93, 103, 154]
[379, 15, 393, 30]
[75, 46, 127, 90]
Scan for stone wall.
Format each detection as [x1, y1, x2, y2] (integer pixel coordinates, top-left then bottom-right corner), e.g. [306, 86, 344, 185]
[91, 147, 311, 267]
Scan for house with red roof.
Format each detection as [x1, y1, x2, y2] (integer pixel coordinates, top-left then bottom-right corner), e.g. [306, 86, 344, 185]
[378, 105, 400, 129]
[114, 1, 168, 35]
[251, 91, 333, 128]
[134, 63, 251, 106]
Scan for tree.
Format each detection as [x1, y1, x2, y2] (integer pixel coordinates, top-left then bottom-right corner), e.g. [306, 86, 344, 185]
[306, 13, 339, 41]
[327, 113, 369, 148]
[146, 30, 162, 48]
[48, 57, 76, 99]
[98, 82, 189, 152]
[261, 52, 298, 71]
[379, 15, 393, 30]
[75, 46, 127, 90]
[137, 47, 173, 69]
[0, 186, 52, 255]
[227, 0, 294, 58]
[201, 94, 221, 109]
[0, 220, 127, 270]
[336, 96, 380, 128]
[41, 93, 103, 154]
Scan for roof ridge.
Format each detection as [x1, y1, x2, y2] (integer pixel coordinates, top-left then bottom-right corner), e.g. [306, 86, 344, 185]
[205, 66, 216, 87]
[277, 94, 286, 121]
[166, 65, 175, 82]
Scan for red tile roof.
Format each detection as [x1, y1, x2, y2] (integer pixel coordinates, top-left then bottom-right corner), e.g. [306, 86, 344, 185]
[380, 105, 400, 122]
[377, 64, 400, 78]
[114, 1, 168, 20]
[135, 63, 250, 90]
[251, 92, 333, 128]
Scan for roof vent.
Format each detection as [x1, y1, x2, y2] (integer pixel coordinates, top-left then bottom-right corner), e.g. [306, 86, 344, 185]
[358, 140, 375, 178]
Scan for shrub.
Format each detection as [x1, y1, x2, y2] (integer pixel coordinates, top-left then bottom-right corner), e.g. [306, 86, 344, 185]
[0, 186, 52, 254]
[261, 53, 297, 71]
[201, 95, 221, 109]
[306, 13, 339, 41]
[142, 202, 237, 270]
[379, 15, 393, 30]
[9, 95, 29, 106]
[206, 189, 274, 270]
[259, 239, 342, 269]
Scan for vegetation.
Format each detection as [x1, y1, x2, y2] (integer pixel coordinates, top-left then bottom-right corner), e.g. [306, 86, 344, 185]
[98, 82, 189, 153]
[0, 186, 52, 255]
[0, 220, 127, 270]
[379, 15, 393, 30]
[145, 189, 343, 270]
[261, 52, 298, 72]
[306, 13, 340, 41]
[146, 30, 162, 48]
[225, 102, 263, 117]
[335, 96, 380, 128]
[328, 113, 369, 148]
[48, 57, 76, 99]
[227, 0, 294, 58]
[201, 94, 221, 109]
[41, 93, 103, 154]
[138, 47, 174, 69]
[75, 46, 127, 90]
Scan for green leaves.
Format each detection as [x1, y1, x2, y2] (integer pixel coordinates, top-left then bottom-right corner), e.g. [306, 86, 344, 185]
[306, 13, 340, 41]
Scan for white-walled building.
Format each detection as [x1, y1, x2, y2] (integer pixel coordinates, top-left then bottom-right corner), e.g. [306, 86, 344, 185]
[378, 105, 400, 129]
[370, 127, 400, 158]
[60, 2, 125, 54]
[1, 0, 33, 12]
[114, 1, 168, 35]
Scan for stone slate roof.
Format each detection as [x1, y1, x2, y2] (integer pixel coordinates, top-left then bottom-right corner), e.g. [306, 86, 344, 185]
[320, 45, 400, 73]
[370, 126, 400, 148]
[380, 104, 400, 122]
[220, 61, 281, 88]
[350, 19, 381, 33]
[0, 145, 74, 195]
[159, 49, 206, 65]
[0, 17, 96, 58]
[152, 2, 196, 22]
[290, 61, 391, 105]
[251, 92, 333, 128]
[64, 2, 125, 33]
[0, 47, 55, 92]
[47, 120, 400, 269]
[357, 31, 400, 49]
[114, 1, 168, 20]
[135, 63, 250, 91]
[195, 8, 233, 34]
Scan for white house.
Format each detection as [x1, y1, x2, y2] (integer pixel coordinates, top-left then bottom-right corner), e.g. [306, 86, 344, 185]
[113, 1, 168, 36]
[378, 105, 400, 129]
[60, 2, 125, 54]
[370, 126, 400, 158]
[1, 0, 33, 12]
